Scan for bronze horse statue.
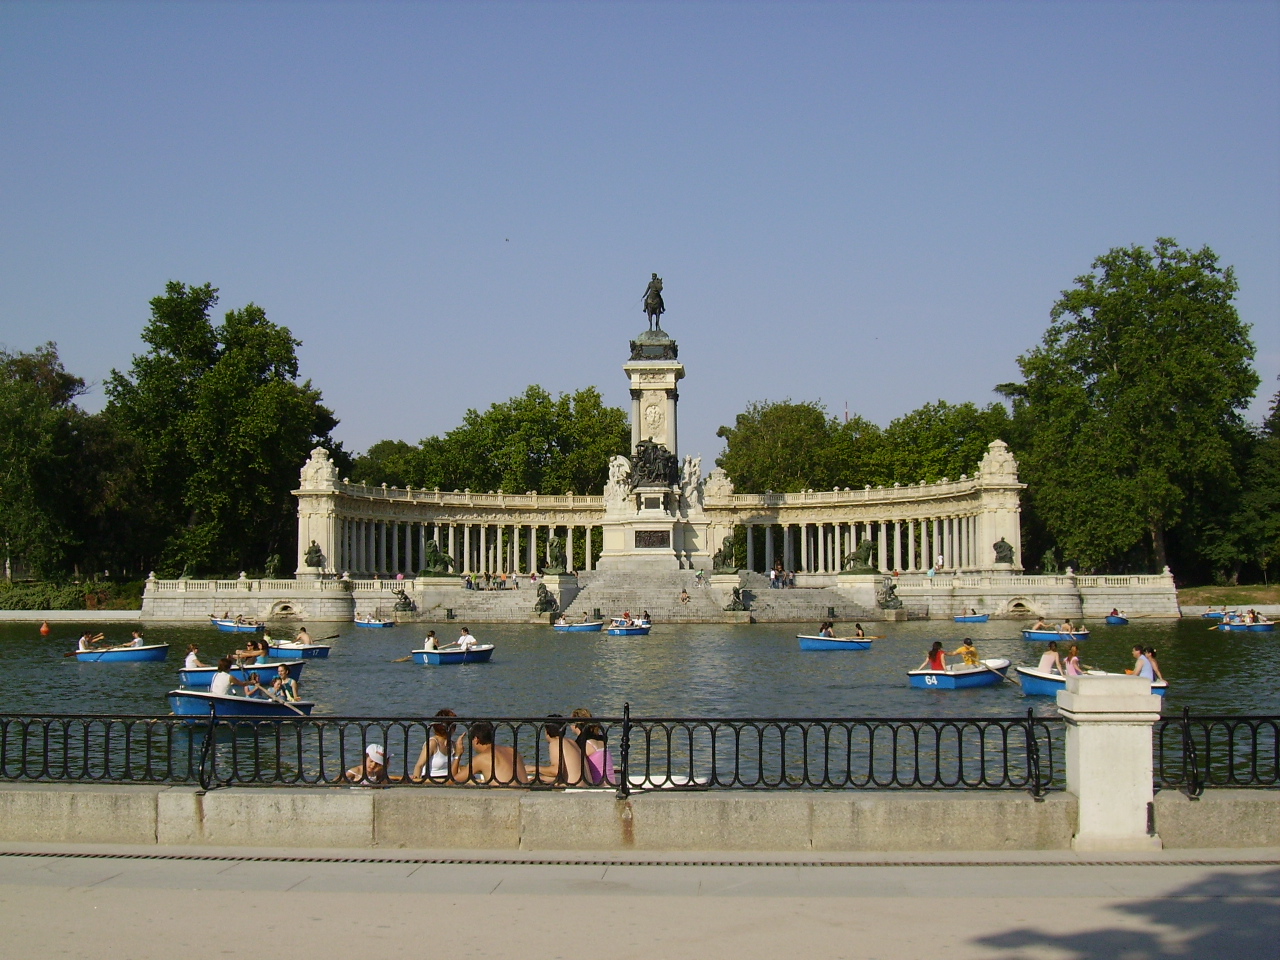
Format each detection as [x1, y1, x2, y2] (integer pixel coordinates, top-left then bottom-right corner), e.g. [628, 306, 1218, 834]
[643, 274, 665, 331]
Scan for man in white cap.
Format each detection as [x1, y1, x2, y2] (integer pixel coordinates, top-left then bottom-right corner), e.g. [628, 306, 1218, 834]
[345, 743, 393, 784]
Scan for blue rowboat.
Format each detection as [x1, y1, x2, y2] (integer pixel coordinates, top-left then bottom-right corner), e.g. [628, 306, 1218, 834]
[797, 635, 873, 651]
[607, 625, 651, 636]
[1022, 629, 1090, 642]
[210, 618, 263, 633]
[1015, 667, 1167, 697]
[412, 644, 495, 665]
[953, 614, 989, 623]
[168, 689, 314, 718]
[265, 642, 331, 659]
[1248, 622, 1275, 632]
[1200, 611, 1230, 619]
[1216, 622, 1250, 632]
[553, 621, 606, 632]
[908, 658, 1011, 690]
[1105, 615, 1130, 626]
[72, 643, 169, 663]
[179, 660, 304, 686]
[354, 617, 394, 628]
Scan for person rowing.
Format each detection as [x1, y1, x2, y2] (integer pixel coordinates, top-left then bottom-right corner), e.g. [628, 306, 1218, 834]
[853, 623, 866, 639]
[1037, 640, 1064, 675]
[1031, 617, 1049, 631]
[184, 644, 209, 669]
[1126, 645, 1156, 682]
[818, 621, 836, 638]
[949, 638, 980, 667]
[272, 663, 300, 701]
[295, 625, 312, 644]
[455, 627, 478, 651]
[77, 632, 106, 651]
[210, 658, 244, 697]
[1064, 644, 1085, 676]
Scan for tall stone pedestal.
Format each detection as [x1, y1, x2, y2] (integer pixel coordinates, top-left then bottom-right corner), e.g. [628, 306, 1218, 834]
[1058, 674, 1164, 851]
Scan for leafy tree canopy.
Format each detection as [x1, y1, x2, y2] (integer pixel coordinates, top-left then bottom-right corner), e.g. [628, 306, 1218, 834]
[999, 239, 1257, 572]
[352, 385, 629, 495]
[106, 282, 345, 576]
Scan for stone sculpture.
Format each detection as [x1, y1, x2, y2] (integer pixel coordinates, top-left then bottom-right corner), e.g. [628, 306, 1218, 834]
[546, 536, 568, 574]
[643, 273, 665, 330]
[630, 439, 680, 487]
[533, 582, 559, 614]
[724, 586, 747, 612]
[993, 537, 1015, 564]
[842, 539, 877, 574]
[604, 455, 632, 507]
[711, 536, 737, 573]
[303, 540, 325, 569]
[299, 447, 339, 488]
[877, 576, 903, 610]
[680, 454, 703, 510]
[418, 540, 455, 575]
[392, 587, 416, 612]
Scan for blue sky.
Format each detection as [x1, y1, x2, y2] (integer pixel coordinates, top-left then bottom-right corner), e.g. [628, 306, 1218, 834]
[2, 1, 1277, 469]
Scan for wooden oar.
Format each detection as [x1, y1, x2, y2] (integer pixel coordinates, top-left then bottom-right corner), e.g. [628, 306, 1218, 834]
[981, 661, 1019, 685]
[391, 655, 414, 663]
[63, 633, 106, 657]
[259, 687, 307, 716]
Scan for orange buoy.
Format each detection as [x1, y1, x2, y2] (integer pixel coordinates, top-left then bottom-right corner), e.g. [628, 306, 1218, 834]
[39, 621, 51, 635]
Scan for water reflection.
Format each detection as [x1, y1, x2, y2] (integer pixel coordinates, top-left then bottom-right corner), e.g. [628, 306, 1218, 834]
[2, 618, 1274, 718]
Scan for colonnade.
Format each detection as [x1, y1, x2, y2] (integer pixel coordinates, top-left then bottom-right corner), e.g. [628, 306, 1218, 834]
[739, 515, 982, 575]
[333, 519, 602, 578]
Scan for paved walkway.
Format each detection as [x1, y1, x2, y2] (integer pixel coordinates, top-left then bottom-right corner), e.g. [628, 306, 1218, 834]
[0, 844, 1277, 959]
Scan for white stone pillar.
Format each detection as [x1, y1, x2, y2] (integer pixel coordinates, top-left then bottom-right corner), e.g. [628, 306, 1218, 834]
[890, 521, 900, 572]
[744, 523, 754, 572]
[907, 520, 916, 572]
[763, 524, 773, 572]
[877, 522, 888, 573]
[1057, 674, 1163, 851]
[527, 525, 536, 573]
[463, 525, 471, 574]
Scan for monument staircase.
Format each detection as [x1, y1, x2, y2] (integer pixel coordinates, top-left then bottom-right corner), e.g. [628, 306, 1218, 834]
[735, 573, 881, 624]
[401, 582, 538, 623]
[561, 570, 728, 623]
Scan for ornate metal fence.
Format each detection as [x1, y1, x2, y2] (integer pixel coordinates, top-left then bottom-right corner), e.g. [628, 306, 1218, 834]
[1, 707, 1060, 795]
[1154, 709, 1280, 795]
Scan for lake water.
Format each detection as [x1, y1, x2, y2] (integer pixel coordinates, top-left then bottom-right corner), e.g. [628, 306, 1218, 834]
[3, 618, 1274, 720]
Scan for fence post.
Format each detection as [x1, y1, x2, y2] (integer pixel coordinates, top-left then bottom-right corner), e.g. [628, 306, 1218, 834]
[1179, 706, 1203, 799]
[615, 701, 631, 800]
[1057, 674, 1163, 851]
[1023, 708, 1046, 800]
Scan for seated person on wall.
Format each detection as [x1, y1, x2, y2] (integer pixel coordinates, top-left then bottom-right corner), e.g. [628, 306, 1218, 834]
[679, 589, 690, 604]
[413, 709, 458, 782]
[537, 715, 585, 786]
[950, 638, 980, 667]
[451, 721, 530, 785]
[345, 743, 400, 785]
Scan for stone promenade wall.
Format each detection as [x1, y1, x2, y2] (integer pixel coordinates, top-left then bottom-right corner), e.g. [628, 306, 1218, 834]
[0, 784, 1273, 852]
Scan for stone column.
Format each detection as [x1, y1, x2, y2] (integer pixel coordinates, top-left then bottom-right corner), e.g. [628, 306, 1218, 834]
[876, 522, 887, 573]
[907, 520, 916, 572]
[527, 525, 536, 573]
[764, 524, 774, 572]
[1057, 674, 1163, 851]
[462, 525, 471, 574]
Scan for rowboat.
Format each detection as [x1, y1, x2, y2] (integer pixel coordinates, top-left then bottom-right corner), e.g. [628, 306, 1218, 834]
[168, 689, 314, 718]
[1248, 622, 1275, 632]
[1022, 629, 1090, 642]
[354, 616, 394, 628]
[210, 618, 263, 633]
[71, 643, 170, 663]
[908, 658, 1011, 690]
[412, 644, 495, 665]
[1200, 611, 1231, 619]
[953, 614, 989, 623]
[1215, 621, 1251, 632]
[1105, 615, 1130, 626]
[607, 624, 651, 636]
[1015, 666, 1167, 697]
[797, 635, 873, 651]
[265, 641, 331, 659]
[553, 621, 606, 632]
[179, 660, 304, 686]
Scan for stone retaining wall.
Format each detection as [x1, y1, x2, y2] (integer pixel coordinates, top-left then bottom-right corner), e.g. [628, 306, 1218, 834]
[0, 784, 1274, 852]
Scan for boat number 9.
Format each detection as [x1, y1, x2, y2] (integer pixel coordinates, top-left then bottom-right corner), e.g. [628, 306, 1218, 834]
[925, 676, 938, 686]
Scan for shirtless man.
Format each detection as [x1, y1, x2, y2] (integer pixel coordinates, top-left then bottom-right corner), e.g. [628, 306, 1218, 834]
[451, 722, 529, 785]
[295, 626, 312, 644]
[536, 716, 584, 785]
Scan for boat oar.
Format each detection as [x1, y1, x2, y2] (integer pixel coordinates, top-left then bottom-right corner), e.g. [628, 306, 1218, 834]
[260, 688, 307, 716]
[63, 633, 106, 657]
[391, 655, 414, 663]
[981, 661, 1019, 685]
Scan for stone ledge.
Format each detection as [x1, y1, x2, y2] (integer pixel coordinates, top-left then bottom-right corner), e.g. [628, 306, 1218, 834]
[1154, 789, 1280, 849]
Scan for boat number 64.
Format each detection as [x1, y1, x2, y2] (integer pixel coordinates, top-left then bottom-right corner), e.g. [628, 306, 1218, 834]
[925, 676, 938, 686]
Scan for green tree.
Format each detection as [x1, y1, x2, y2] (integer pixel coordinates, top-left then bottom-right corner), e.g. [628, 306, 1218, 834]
[1234, 382, 1280, 584]
[0, 344, 85, 578]
[107, 282, 345, 575]
[353, 385, 629, 495]
[1000, 239, 1257, 573]
[875, 401, 1011, 484]
[715, 401, 869, 493]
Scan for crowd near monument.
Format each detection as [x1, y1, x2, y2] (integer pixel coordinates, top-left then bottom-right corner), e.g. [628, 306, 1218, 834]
[141, 277, 1179, 624]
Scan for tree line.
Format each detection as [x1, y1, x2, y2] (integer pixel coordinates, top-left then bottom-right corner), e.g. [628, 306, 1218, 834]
[2, 238, 1276, 586]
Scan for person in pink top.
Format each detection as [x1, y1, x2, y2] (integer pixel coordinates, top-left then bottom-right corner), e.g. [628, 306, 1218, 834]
[1064, 644, 1084, 676]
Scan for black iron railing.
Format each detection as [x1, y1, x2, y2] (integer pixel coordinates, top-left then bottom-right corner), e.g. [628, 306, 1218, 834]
[0, 707, 1061, 795]
[1155, 710, 1280, 794]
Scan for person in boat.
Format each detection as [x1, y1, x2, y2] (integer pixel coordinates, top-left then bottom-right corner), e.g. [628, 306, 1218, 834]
[77, 632, 105, 651]
[1144, 646, 1166, 682]
[412, 708, 457, 782]
[536, 715, 585, 785]
[1031, 618, 1048, 631]
[210, 658, 244, 697]
[1057, 619, 1078, 637]
[1109, 608, 1120, 618]
[272, 664, 301, 701]
[679, 589, 690, 604]
[580, 612, 593, 623]
[423, 630, 440, 651]
[555, 614, 569, 626]
[641, 610, 651, 623]
[949, 637, 980, 667]
[261, 627, 273, 644]
[967, 608, 978, 617]
[296, 626, 312, 644]
[128, 631, 146, 648]
[571, 708, 615, 786]
[242, 671, 269, 699]
[818, 621, 835, 638]
[1064, 644, 1084, 676]
[451, 721, 530, 785]
[1037, 640, 1064, 675]
[345, 743, 397, 785]
[184, 644, 209, 669]
[1126, 645, 1156, 682]
[920, 641, 947, 671]
[853, 623, 866, 638]
[456, 627, 477, 651]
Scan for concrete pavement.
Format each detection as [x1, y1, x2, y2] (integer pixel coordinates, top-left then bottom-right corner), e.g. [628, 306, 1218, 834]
[0, 844, 1277, 959]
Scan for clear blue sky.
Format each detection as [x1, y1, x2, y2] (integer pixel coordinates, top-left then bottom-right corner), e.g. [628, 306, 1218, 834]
[2, 1, 1277, 469]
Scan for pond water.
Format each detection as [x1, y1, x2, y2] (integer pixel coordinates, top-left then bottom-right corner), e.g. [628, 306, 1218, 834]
[2, 617, 1274, 719]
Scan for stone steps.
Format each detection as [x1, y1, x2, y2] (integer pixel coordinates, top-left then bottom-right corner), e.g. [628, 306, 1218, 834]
[738, 573, 881, 623]
[564, 571, 729, 623]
